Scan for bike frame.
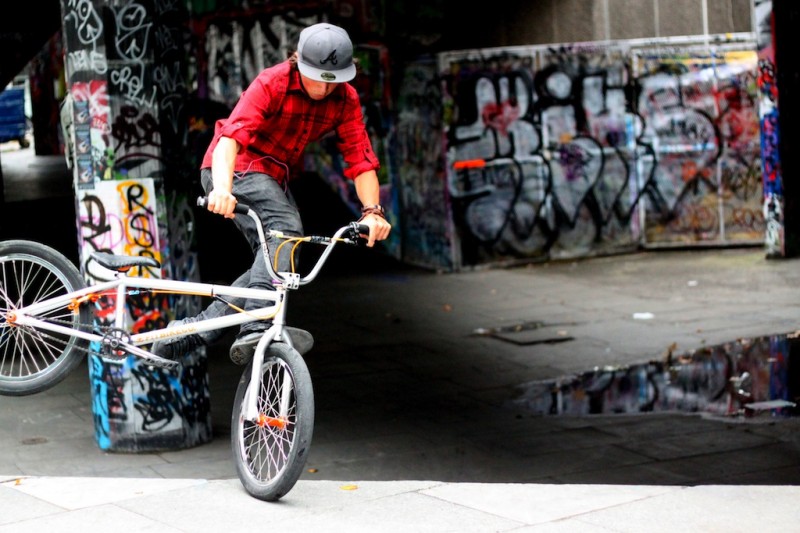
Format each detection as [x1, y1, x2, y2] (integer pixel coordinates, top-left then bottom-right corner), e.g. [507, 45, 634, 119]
[9, 208, 361, 421]
[10, 274, 282, 358]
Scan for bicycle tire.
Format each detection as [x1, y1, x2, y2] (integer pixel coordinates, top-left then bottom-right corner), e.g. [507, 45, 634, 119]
[0, 240, 91, 396]
[231, 342, 314, 501]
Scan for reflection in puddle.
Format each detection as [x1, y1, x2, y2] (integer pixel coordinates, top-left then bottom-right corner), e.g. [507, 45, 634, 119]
[509, 333, 799, 419]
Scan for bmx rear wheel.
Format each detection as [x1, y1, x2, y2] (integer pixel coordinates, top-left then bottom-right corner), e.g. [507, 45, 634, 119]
[0, 240, 91, 396]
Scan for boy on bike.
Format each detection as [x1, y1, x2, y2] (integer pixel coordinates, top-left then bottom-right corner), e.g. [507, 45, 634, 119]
[152, 22, 392, 364]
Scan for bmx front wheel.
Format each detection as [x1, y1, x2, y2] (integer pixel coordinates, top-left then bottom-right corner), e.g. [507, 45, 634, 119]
[0, 240, 91, 396]
[231, 342, 314, 501]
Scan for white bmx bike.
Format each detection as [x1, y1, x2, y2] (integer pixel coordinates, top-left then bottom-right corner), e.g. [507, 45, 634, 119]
[0, 196, 369, 501]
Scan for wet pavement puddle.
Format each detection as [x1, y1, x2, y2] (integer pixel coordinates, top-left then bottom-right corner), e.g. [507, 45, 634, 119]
[507, 332, 800, 419]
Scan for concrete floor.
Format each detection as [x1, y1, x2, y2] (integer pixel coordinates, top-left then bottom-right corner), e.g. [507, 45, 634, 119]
[2, 139, 800, 487]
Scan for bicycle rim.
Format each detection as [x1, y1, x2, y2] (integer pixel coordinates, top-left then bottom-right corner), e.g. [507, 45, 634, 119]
[232, 343, 314, 501]
[0, 241, 90, 396]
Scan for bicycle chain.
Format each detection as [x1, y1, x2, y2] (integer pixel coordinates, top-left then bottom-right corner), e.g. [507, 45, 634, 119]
[14, 320, 113, 359]
[12, 312, 176, 369]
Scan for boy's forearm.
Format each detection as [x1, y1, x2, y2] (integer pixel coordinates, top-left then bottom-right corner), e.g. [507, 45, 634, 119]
[353, 170, 381, 206]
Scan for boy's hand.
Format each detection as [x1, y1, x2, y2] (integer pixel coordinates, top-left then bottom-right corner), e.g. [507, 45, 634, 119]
[360, 213, 392, 247]
[207, 188, 238, 218]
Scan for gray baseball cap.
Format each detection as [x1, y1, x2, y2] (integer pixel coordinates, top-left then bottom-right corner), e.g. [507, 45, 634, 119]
[297, 23, 356, 83]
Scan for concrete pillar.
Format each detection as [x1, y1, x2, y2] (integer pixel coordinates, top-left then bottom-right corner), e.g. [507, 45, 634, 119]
[770, 0, 800, 257]
[59, 0, 211, 452]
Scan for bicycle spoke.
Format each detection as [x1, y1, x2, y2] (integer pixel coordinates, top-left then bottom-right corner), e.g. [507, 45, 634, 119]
[15, 258, 33, 309]
[0, 261, 18, 310]
[9, 328, 42, 377]
[20, 326, 65, 373]
[0, 326, 18, 376]
[38, 269, 70, 302]
[0, 281, 12, 309]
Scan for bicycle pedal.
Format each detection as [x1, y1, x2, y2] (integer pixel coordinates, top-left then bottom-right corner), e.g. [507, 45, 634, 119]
[283, 327, 314, 355]
[143, 354, 180, 370]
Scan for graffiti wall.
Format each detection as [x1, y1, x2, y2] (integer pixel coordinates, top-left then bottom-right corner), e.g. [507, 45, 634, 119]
[632, 47, 762, 246]
[59, 2, 771, 275]
[435, 35, 763, 269]
[61, 0, 209, 451]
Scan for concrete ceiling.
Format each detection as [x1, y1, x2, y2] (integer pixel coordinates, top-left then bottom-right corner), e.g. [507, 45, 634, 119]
[0, 0, 61, 88]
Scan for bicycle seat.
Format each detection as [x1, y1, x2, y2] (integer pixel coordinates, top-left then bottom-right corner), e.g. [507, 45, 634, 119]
[90, 252, 161, 272]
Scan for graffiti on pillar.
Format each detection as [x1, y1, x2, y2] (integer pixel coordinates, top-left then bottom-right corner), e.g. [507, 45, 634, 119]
[77, 179, 163, 278]
[89, 340, 210, 450]
[78, 179, 210, 450]
[72, 92, 93, 188]
[152, 0, 191, 187]
[106, 104, 163, 180]
[70, 81, 110, 186]
[89, 355, 123, 450]
[104, 2, 162, 181]
[62, 0, 108, 77]
[78, 179, 168, 390]
[755, 0, 782, 257]
[64, 1, 163, 184]
[62, 1, 114, 187]
[129, 358, 206, 434]
[438, 39, 763, 268]
[108, 3, 156, 108]
[394, 57, 452, 269]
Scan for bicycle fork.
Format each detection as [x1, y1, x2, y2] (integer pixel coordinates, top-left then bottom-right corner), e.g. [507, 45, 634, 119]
[243, 331, 275, 422]
[243, 330, 295, 431]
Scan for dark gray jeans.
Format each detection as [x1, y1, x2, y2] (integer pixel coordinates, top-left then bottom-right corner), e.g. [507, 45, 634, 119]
[194, 169, 303, 342]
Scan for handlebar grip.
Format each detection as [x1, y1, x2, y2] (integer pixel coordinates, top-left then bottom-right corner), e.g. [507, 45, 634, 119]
[197, 196, 250, 215]
[345, 222, 371, 246]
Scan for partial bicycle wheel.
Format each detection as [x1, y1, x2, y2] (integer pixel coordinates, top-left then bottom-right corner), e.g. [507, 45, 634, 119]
[231, 341, 314, 501]
[0, 240, 91, 396]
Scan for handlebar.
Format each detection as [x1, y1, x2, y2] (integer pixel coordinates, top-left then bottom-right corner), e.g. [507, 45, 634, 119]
[197, 195, 251, 216]
[197, 195, 369, 240]
[196, 196, 368, 286]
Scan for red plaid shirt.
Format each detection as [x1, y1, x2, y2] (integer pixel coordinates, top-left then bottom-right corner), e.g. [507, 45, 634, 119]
[201, 60, 379, 183]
